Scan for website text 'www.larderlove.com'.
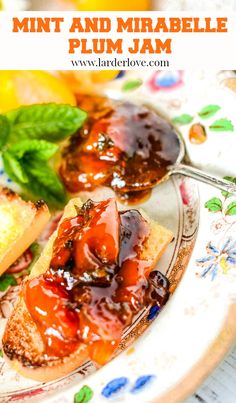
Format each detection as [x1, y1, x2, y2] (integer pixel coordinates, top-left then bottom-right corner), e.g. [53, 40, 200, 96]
[70, 57, 170, 68]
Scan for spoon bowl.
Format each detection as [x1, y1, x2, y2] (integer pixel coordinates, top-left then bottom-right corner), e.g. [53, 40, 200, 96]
[121, 103, 236, 197]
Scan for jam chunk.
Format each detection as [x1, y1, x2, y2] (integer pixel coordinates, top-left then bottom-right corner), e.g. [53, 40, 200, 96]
[60, 96, 180, 202]
[24, 198, 170, 364]
[74, 198, 119, 275]
[24, 276, 79, 358]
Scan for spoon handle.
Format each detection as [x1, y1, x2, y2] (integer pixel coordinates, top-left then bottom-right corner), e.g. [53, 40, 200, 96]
[171, 163, 236, 195]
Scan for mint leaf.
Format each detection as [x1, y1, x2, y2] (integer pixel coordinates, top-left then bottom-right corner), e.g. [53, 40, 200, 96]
[172, 114, 193, 125]
[2, 150, 28, 183]
[74, 385, 94, 403]
[0, 350, 3, 358]
[122, 79, 143, 92]
[6, 104, 87, 142]
[0, 115, 10, 149]
[0, 273, 17, 292]
[198, 105, 220, 119]
[30, 242, 40, 255]
[23, 160, 67, 207]
[8, 140, 58, 160]
[221, 176, 236, 198]
[209, 119, 234, 131]
[204, 197, 222, 212]
[2, 140, 67, 207]
[226, 201, 236, 216]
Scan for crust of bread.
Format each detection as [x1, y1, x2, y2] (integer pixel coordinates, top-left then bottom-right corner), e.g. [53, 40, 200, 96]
[0, 188, 50, 276]
[2, 198, 173, 382]
[140, 209, 173, 265]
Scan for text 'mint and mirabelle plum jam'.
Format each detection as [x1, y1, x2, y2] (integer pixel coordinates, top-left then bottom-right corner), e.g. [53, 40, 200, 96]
[24, 199, 170, 365]
[60, 95, 180, 203]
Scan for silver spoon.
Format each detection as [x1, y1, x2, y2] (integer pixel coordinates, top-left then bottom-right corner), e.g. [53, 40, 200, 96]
[140, 102, 236, 196]
[168, 129, 236, 195]
[119, 103, 236, 196]
[113, 100, 236, 196]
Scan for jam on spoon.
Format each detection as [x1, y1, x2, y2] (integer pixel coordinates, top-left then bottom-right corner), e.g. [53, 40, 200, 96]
[60, 95, 180, 203]
[24, 198, 170, 365]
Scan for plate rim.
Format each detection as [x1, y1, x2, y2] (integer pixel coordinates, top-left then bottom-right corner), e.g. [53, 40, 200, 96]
[153, 303, 236, 403]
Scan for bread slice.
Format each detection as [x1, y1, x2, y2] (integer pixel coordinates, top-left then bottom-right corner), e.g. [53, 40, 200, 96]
[2, 197, 173, 382]
[0, 187, 50, 276]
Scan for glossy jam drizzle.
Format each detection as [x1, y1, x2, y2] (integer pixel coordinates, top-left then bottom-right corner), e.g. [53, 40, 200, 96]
[60, 95, 180, 203]
[24, 199, 170, 364]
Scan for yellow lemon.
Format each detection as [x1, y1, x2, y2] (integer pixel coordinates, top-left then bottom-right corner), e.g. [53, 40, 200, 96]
[90, 71, 120, 83]
[59, 70, 119, 94]
[0, 71, 76, 113]
[73, 0, 150, 11]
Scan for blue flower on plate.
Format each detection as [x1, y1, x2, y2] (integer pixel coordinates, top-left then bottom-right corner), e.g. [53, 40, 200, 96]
[116, 71, 125, 79]
[130, 375, 156, 394]
[147, 304, 160, 320]
[101, 375, 156, 399]
[0, 161, 13, 186]
[101, 377, 129, 398]
[196, 237, 236, 280]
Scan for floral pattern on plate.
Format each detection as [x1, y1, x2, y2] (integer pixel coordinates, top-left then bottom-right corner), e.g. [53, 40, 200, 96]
[196, 179, 236, 280]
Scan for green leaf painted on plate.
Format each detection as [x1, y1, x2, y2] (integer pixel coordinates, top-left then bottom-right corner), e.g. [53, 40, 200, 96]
[209, 119, 234, 132]
[0, 273, 17, 292]
[74, 385, 94, 403]
[226, 201, 236, 216]
[198, 104, 220, 119]
[221, 176, 236, 198]
[122, 79, 143, 92]
[204, 197, 223, 212]
[172, 114, 193, 125]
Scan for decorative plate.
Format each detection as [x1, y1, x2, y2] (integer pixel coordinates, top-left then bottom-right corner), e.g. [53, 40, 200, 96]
[0, 70, 236, 402]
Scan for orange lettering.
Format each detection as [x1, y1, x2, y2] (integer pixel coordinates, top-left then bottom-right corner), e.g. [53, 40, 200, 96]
[169, 18, 181, 32]
[117, 18, 133, 32]
[12, 17, 29, 32]
[69, 39, 80, 53]
[217, 17, 227, 32]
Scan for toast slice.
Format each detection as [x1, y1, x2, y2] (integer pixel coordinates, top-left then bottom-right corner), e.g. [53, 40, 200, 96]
[0, 187, 50, 276]
[2, 197, 173, 382]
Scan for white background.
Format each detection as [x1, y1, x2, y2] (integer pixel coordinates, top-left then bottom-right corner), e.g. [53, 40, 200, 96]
[0, 11, 235, 70]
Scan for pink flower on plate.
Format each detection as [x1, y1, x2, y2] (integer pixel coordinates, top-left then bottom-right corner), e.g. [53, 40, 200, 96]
[211, 218, 228, 235]
[179, 180, 190, 205]
[148, 71, 184, 92]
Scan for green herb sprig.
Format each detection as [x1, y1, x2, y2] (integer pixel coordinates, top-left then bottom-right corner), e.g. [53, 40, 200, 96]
[0, 103, 87, 208]
[0, 273, 17, 292]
